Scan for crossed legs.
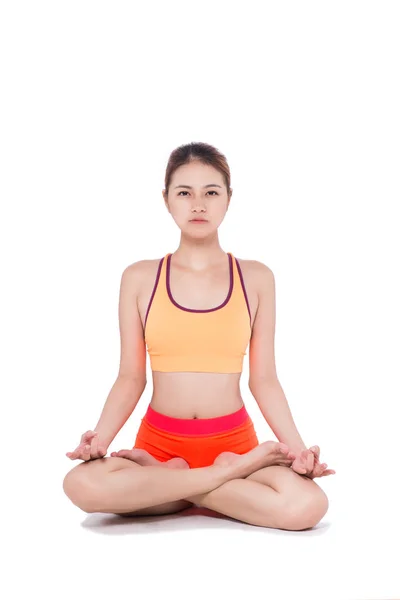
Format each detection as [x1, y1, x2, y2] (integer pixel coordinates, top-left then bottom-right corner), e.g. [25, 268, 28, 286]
[63, 445, 329, 530]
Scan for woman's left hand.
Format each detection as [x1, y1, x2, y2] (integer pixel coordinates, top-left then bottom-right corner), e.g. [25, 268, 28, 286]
[291, 445, 336, 479]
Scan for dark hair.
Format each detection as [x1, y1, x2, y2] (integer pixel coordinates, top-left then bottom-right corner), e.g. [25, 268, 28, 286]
[164, 142, 232, 197]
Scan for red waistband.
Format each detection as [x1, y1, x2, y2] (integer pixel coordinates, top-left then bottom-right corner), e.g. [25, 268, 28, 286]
[144, 404, 250, 435]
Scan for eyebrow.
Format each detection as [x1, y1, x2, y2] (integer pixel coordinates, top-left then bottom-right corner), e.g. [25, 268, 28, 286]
[173, 184, 223, 189]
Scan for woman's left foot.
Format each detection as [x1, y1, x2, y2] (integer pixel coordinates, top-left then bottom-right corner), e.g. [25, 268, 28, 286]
[110, 448, 190, 469]
[213, 446, 297, 469]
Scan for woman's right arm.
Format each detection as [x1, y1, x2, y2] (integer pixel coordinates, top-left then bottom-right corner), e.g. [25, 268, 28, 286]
[92, 375, 146, 449]
[92, 262, 147, 448]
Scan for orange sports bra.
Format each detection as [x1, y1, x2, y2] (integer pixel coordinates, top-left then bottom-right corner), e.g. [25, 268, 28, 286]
[144, 252, 252, 373]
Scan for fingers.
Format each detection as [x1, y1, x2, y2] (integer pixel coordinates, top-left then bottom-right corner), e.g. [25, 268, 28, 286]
[66, 448, 81, 460]
[310, 445, 320, 460]
[308, 446, 335, 477]
[307, 452, 314, 472]
[90, 433, 99, 457]
[89, 433, 107, 459]
[277, 444, 297, 467]
[307, 445, 335, 477]
[66, 429, 106, 461]
[81, 430, 96, 444]
[291, 461, 308, 475]
[111, 449, 130, 457]
[82, 443, 91, 461]
[301, 449, 314, 473]
[80, 430, 97, 459]
[312, 465, 336, 478]
[321, 469, 336, 477]
[290, 455, 306, 474]
[291, 450, 315, 476]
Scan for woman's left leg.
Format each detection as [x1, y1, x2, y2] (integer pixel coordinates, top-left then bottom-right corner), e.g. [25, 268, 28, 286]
[185, 465, 329, 530]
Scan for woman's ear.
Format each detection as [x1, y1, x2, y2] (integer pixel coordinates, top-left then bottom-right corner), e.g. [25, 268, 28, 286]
[162, 190, 170, 212]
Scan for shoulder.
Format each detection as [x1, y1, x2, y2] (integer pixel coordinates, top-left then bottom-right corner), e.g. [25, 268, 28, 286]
[121, 256, 164, 289]
[235, 256, 274, 290]
[123, 256, 161, 274]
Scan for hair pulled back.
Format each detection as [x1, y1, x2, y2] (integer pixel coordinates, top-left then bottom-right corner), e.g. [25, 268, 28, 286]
[164, 142, 232, 197]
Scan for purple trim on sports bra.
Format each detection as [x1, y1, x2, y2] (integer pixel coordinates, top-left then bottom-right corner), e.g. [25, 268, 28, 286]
[166, 252, 233, 313]
[144, 256, 164, 332]
[235, 257, 252, 328]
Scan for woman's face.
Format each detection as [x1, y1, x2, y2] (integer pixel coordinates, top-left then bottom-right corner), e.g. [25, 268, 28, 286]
[164, 161, 231, 234]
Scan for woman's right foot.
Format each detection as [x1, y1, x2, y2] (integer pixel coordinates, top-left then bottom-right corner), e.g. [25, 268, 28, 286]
[214, 441, 295, 478]
[110, 448, 190, 469]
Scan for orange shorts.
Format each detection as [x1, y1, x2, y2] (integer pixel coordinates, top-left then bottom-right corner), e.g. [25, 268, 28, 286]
[133, 404, 259, 469]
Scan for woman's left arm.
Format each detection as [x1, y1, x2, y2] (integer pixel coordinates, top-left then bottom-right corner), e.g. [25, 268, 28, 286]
[248, 262, 307, 452]
[248, 262, 334, 477]
[249, 378, 308, 454]
[250, 378, 335, 477]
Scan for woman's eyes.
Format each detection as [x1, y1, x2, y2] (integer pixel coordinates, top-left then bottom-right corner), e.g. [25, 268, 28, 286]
[178, 191, 218, 196]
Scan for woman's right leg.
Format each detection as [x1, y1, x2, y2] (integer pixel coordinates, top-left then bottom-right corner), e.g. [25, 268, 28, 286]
[63, 455, 231, 514]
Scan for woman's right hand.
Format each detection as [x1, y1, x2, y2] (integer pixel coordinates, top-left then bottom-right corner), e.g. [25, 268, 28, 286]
[66, 430, 108, 461]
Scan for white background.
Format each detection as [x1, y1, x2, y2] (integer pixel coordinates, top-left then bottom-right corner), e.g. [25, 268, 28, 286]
[1, 1, 399, 599]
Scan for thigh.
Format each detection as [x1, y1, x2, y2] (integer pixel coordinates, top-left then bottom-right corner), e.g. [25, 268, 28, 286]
[65, 457, 194, 516]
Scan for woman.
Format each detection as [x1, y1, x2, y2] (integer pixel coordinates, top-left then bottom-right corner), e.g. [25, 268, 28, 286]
[63, 142, 335, 530]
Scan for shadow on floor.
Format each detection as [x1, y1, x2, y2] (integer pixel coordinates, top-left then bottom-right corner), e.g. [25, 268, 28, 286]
[81, 505, 331, 536]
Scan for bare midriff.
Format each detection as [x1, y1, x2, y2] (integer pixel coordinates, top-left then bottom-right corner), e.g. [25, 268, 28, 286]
[149, 371, 244, 419]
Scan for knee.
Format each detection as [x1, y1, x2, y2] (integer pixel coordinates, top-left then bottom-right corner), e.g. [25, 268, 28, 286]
[63, 466, 98, 513]
[281, 487, 329, 531]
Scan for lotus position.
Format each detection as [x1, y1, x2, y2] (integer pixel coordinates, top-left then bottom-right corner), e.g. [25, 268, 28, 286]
[63, 142, 335, 530]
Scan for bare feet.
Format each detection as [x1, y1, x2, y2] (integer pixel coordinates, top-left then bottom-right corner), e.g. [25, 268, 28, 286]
[110, 443, 295, 477]
[110, 448, 190, 469]
[214, 441, 296, 478]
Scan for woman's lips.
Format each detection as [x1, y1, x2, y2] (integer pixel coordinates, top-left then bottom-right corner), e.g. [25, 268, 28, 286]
[190, 219, 208, 223]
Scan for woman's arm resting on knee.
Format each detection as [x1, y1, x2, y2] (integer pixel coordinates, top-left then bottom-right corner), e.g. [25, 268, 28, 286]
[93, 264, 148, 447]
[93, 375, 146, 448]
